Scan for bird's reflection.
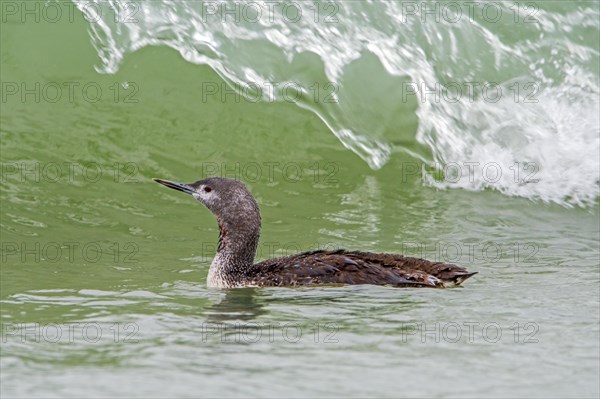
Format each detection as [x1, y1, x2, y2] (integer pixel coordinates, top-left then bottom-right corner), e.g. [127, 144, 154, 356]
[206, 287, 267, 323]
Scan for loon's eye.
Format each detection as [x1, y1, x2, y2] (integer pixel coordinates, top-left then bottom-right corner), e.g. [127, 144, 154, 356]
[203, 186, 212, 193]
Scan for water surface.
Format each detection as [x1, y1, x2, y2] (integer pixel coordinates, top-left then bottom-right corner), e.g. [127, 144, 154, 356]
[1, 1, 599, 398]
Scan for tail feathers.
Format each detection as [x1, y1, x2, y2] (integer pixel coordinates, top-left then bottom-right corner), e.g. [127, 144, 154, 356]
[442, 271, 478, 287]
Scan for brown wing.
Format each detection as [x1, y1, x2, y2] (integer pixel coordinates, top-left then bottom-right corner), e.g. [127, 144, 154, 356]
[247, 249, 477, 288]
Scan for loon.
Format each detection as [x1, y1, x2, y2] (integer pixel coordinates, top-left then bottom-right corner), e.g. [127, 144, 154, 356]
[153, 177, 477, 289]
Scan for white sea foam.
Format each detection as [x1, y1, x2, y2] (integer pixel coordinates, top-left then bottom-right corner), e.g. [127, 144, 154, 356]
[74, 0, 600, 207]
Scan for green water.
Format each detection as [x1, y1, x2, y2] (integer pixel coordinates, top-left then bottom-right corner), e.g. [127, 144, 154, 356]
[1, 5, 599, 398]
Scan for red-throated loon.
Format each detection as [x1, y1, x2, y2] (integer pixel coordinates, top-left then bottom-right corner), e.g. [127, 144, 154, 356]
[153, 177, 477, 289]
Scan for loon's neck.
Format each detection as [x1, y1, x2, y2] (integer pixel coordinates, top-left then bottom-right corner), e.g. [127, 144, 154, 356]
[207, 219, 260, 288]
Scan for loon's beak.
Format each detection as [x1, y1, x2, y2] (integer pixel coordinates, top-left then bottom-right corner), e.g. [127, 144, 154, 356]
[153, 178, 195, 195]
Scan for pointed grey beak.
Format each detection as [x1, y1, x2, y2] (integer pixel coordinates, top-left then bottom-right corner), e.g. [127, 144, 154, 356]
[153, 178, 195, 195]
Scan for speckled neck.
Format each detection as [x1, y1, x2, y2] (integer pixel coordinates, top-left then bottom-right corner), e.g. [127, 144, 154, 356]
[207, 210, 261, 288]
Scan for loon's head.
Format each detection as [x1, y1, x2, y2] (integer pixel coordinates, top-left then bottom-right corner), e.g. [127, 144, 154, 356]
[153, 176, 261, 233]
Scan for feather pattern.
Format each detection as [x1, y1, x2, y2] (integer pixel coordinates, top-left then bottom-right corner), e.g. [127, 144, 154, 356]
[246, 249, 477, 288]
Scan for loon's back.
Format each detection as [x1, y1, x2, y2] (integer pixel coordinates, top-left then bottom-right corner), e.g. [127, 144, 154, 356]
[247, 249, 477, 288]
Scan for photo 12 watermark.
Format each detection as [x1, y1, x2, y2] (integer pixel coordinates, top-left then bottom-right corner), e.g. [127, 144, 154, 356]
[196, 1, 340, 24]
[399, 2, 539, 24]
[400, 81, 539, 104]
[399, 161, 540, 185]
[200, 322, 340, 344]
[1, 322, 140, 344]
[1, 241, 139, 264]
[0, 81, 139, 104]
[1, 161, 140, 183]
[199, 161, 339, 184]
[399, 321, 540, 344]
[398, 241, 539, 264]
[201, 81, 339, 104]
[1, 1, 139, 24]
